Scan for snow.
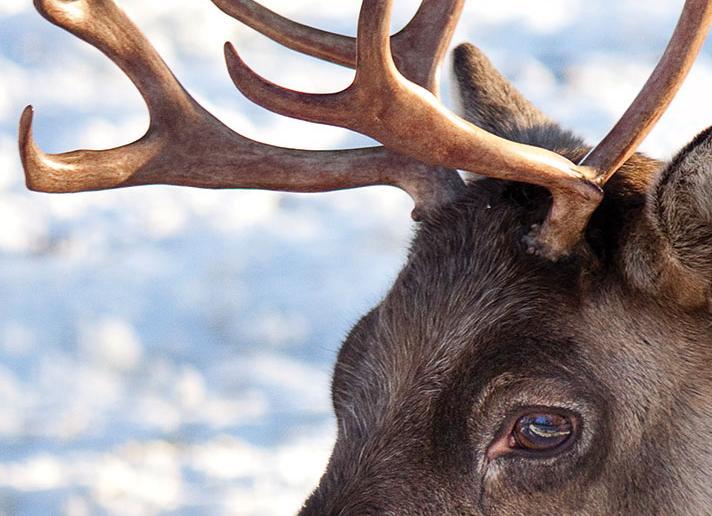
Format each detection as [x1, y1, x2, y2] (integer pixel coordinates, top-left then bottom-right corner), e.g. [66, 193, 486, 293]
[0, 0, 710, 514]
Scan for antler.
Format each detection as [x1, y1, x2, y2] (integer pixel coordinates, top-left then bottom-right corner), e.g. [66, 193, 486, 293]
[19, 0, 463, 217]
[225, 0, 601, 258]
[20, 0, 712, 259]
[581, 0, 712, 183]
[225, 0, 712, 259]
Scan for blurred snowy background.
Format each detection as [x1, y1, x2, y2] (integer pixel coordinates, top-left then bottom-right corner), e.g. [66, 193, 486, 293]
[0, 0, 710, 514]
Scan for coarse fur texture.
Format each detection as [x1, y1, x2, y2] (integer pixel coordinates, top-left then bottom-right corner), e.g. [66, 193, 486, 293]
[299, 44, 712, 515]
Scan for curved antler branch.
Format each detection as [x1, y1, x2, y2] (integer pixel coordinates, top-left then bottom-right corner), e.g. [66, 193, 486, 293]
[20, 0, 462, 216]
[354, 0, 396, 81]
[212, 0, 464, 93]
[223, 42, 355, 126]
[582, 0, 712, 184]
[211, 0, 355, 67]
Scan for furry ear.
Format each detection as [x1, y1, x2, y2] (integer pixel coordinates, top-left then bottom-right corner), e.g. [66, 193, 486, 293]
[622, 126, 712, 310]
[451, 43, 582, 152]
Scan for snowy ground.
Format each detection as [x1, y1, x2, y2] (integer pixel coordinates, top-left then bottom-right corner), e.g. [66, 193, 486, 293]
[0, 0, 710, 514]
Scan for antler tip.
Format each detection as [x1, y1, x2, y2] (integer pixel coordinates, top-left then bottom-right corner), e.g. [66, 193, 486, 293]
[223, 41, 244, 73]
[17, 105, 48, 193]
[19, 104, 34, 137]
[223, 40, 242, 77]
[18, 105, 36, 163]
[33, 0, 77, 25]
[223, 40, 275, 106]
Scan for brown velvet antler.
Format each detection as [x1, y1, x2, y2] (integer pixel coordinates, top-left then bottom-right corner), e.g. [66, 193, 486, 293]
[19, 0, 463, 217]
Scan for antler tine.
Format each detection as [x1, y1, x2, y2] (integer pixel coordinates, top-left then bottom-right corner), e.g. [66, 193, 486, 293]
[20, 0, 462, 215]
[582, 0, 712, 184]
[211, 0, 355, 68]
[226, 0, 603, 259]
[212, 0, 464, 93]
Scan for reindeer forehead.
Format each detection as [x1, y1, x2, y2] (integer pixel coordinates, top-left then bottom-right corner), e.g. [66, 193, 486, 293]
[334, 186, 584, 416]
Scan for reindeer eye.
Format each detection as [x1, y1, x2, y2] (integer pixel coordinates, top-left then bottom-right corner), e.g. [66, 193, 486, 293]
[512, 413, 573, 451]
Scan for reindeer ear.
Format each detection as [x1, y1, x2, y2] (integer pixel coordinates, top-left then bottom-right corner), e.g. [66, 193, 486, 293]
[622, 126, 712, 310]
[651, 126, 712, 292]
[451, 43, 582, 151]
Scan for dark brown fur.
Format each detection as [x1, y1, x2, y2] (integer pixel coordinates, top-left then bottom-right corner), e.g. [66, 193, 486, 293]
[300, 44, 712, 515]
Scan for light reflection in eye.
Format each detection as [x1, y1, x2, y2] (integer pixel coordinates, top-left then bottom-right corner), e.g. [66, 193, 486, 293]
[513, 413, 573, 451]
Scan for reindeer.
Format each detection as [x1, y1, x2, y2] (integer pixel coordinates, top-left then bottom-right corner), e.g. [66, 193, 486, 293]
[20, 0, 712, 514]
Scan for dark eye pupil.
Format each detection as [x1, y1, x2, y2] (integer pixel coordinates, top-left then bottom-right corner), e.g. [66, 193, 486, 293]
[513, 413, 573, 451]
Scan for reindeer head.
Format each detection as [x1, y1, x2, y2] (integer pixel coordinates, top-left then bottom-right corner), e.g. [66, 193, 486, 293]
[302, 44, 712, 514]
[19, 0, 712, 514]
